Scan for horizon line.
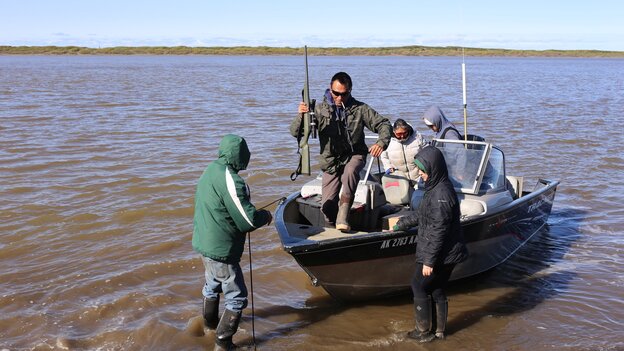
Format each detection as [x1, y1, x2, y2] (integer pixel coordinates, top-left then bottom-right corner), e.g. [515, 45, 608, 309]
[2, 44, 623, 54]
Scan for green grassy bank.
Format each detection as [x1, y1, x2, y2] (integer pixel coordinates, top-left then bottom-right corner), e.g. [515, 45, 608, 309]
[1, 45, 623, 57]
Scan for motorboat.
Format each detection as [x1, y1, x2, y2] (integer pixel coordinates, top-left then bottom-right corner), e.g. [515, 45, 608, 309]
[274, 137, 559, 301]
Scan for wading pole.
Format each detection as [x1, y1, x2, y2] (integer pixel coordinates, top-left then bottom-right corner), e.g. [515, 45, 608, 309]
[247, 232, 257, 350]
[246, 197, 285, 350]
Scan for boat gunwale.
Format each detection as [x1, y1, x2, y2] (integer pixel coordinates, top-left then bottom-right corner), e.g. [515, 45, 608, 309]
[275, 178, 559, 254]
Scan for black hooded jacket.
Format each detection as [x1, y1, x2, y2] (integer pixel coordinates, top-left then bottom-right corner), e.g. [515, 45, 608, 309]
[395, 145, 468, 266]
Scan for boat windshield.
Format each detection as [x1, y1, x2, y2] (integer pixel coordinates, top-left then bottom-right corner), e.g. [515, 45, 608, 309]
[433, 139, 504, 194]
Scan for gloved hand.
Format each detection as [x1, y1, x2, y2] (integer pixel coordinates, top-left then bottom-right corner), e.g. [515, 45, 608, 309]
[263, 210, 273, 226]
[384, 168, 395, 175]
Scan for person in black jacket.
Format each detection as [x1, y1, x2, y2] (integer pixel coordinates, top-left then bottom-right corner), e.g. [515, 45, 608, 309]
[393, 145, 468, 343]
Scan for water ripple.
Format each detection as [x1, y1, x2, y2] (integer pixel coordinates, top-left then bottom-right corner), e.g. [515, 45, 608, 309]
[1, 55, 623, 351]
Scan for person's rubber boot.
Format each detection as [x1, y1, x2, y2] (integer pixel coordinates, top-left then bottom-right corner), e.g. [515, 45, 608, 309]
[321, 200, 337, 227]
[203, 295, 220, 330]
[335, 195, 352, 232]
[431, 296, 437, 334]
[214, 309, 241, 351]
[407, 297, 435, 343]
[434, 299, 448, 339]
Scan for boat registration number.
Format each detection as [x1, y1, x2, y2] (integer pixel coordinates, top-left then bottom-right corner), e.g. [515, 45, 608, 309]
[380, 235, 417, 249]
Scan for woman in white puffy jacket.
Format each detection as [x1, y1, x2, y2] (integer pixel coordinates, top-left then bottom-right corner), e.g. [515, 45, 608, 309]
[380, 119, 427, 182]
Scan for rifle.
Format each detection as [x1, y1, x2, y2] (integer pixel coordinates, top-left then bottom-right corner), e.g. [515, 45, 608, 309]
[291, 45, 317, 181]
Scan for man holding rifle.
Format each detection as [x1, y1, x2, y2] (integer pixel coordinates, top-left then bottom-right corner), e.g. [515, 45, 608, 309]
[291, 72, 391, 231]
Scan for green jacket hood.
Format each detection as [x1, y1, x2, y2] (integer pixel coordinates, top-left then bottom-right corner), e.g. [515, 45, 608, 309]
[218, 134, 250, 172]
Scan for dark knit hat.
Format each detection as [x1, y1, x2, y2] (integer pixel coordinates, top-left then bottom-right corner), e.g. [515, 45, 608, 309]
[414, 158, 426, 172]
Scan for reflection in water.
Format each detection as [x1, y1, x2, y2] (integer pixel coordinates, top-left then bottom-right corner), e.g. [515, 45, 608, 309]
[450, 220, 581, 329]
[0, 56, 623, 350]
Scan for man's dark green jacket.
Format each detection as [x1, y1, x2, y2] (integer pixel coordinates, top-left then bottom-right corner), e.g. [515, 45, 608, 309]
[290, 91, 392, 174]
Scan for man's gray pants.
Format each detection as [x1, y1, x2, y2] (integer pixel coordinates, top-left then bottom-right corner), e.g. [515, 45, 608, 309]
[321, 154, 366, 224]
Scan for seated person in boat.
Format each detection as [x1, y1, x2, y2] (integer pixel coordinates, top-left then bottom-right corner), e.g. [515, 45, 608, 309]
[393, 145, 468, 343]
[292, 72, 392, 232]
[422, 105, 462, 141]
[422, 105, 503, 193]
[422, 105, 467, 182]
[380, 118, 426, 183]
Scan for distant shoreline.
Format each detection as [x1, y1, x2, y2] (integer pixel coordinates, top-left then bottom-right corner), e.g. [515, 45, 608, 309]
[1, 45, 623, 57]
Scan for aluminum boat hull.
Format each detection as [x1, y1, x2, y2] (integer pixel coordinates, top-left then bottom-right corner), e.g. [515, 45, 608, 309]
[275, 179, 558, 301]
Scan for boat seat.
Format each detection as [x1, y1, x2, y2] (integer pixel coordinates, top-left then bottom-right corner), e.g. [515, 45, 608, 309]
[381, 173, 414, 205]
[413, 190, 486, 218]
[506, 175, 524, 199]
[296, 181, 386, 231]
[459, 199, 486, 217]
[300, 177, 386, 210]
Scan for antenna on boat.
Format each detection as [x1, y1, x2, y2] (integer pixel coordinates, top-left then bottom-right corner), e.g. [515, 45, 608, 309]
[459, 2, 468, 142]
[461, 48, 468, 142]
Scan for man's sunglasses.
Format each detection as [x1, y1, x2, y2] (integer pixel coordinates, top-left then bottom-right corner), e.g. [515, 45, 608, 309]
[331, 90, 350, 97]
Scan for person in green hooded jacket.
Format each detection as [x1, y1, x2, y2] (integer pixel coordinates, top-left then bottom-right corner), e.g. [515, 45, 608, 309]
[192, 134, 272, 351]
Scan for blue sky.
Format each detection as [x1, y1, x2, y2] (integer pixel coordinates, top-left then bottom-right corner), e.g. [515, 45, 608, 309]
[2, 0, 622, 51]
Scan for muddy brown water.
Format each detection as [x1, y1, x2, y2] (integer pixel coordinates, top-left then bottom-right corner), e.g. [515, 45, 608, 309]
[1, 56, 623, 350]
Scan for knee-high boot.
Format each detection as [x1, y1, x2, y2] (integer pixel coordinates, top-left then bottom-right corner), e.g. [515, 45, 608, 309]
[335, 195, 352, 232]
[434, 299, 448, 339]
[407, 297, 435, 343]
[214, 309, 241, 351]
[203, 295, 220, 329]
